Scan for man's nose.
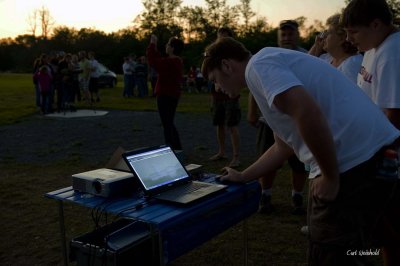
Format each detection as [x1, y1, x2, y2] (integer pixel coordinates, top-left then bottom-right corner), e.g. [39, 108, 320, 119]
[345, 33, 352, 42]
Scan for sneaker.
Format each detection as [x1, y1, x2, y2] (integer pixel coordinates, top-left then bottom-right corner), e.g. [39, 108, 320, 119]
[291, 194, 306, 215]
[258, 194, 275, 214]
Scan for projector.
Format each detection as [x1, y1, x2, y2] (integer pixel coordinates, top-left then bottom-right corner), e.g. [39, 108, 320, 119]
[72, 168, 135, 197]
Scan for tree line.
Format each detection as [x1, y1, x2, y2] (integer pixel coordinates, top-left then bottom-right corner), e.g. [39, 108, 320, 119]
[0, 0, 398, 74]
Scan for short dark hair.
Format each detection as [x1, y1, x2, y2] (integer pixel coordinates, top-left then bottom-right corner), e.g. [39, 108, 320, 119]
[341, 0, 393, 27]
[201, 37, 251, 80]
[169, 37, 184, 56]
[217, 27, 234, 37]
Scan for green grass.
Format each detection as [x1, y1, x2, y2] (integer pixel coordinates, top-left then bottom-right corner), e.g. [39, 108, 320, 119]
[0, 73, 38, 125]
[0, 73, 311, 266]
[0, 73, 249, 126]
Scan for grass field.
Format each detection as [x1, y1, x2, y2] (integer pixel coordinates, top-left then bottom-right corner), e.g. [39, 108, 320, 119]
[0, 73, 237, 126]
[0, 73, 311, 266]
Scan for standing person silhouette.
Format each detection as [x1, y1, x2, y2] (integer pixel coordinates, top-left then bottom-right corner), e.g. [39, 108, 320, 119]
[147, 34, 184, 150]
[208, 27, 241, 168]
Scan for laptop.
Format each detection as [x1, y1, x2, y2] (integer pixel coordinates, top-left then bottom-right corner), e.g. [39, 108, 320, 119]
[122, 145, 227, 204]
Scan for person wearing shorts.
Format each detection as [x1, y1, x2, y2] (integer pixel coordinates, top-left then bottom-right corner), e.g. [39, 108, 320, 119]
[209, 86, 241, 168]
[208, 27, 241, 168]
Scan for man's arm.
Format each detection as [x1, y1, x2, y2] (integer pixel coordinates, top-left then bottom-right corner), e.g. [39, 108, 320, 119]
[383, 108, 400, 130]
[247, 93, 259, 127]
[273, 85, 340, 201]
[221, 134, 292, 183]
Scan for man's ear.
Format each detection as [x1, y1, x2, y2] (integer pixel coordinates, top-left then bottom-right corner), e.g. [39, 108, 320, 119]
[220, 59, 233, 74]
[370, 18, 381, 30]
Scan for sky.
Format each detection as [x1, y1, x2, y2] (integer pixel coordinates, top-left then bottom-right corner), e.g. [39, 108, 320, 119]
[0, 0, 347, 39]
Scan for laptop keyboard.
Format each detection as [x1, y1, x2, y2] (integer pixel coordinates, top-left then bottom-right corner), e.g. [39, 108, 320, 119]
[179, 182, 209, 193]
[160, 182, 209, 197]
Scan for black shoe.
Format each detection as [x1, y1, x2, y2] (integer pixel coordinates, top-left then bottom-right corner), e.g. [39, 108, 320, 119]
[258, 194, 275, 214]
[291, 194, 306, 215]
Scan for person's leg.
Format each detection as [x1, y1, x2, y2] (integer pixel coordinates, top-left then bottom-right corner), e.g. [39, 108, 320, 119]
[376, 183, 400, 266]
[45, 92, 51, 114]
[383, 246, 400, 266]
[308, 153, 389, 266]
[130, 75, 136, 97]
[228, 126, 240, 167]
[288, 155, 308, 215]
[40, 91, 45, 114]
[89, 78, 95, 102]
[35, 84, 41, 108]
[209, 100, 226, 160]
[123, 74, 129, 97]
[210, 125, 226, 159]
[137, 77, 143, 97]
[93, 78, 100, 102]
[168, 96, 182, 150]
[257, 122, 278, 213]
[157, 96, 182, 150]
[226, 98, 241, 167]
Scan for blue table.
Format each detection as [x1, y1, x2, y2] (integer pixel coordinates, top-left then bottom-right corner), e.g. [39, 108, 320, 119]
[45, 173, 261, 265]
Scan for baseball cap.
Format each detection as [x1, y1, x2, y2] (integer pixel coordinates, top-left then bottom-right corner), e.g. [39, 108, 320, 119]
[279, 20, 299, 30]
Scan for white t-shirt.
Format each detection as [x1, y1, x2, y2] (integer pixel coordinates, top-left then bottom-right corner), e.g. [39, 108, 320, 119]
[90, 59, 101, 78]
[358, 31, 400, 108]
[245, 47, 399, 178]
[319, 53, 363, 84]
[123, 62, 132, 75]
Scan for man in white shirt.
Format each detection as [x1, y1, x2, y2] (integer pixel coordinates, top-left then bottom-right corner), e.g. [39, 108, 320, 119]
[342, 0, 400, 264]
[201, 37, 400, 265]
[88, 51, 100, 102]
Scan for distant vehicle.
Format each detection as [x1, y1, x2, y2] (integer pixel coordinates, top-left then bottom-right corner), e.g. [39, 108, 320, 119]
[97, 63, 117, 88]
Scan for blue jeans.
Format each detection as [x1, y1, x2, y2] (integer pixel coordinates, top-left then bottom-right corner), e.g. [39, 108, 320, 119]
[136, 76, 148, 97]
[123, 74, 133, 97]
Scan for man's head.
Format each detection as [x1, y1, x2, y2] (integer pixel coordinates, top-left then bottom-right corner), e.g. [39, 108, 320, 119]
[217, 27, 234, 39]
[166, 37, 184, 56]
[323, 14, 358, 55]
[341, 0, 393, 51]
[278, 20, 301, 50]
[201, 37, 251, 98]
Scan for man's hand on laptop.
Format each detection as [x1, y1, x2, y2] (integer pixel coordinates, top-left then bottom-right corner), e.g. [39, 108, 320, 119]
[219, 167, 244, 183]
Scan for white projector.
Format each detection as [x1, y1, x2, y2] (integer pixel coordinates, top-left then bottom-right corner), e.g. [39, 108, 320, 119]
[72, 168, 135, 197]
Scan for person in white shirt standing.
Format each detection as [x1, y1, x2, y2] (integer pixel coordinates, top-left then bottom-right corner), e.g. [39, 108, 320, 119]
[122, 57, 133, 97]
[88, 51, 101, 103]
[342, 0, 400, 264]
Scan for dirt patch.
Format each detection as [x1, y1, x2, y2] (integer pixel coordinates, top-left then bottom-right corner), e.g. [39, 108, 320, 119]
[0, 110, 257, 168]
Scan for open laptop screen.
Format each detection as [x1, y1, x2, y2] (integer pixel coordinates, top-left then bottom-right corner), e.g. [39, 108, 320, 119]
[124, 146, 189, 191]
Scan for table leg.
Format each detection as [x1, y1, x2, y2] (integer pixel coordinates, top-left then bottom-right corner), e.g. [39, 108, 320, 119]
[149, 223, 163, 266]
[57, 200, 68, 266]
[243, 218, 248, 266]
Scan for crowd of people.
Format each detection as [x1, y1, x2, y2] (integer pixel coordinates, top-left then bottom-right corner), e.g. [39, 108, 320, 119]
[203, 0, 400, 265]
[32, 0, 399, 264]
[122, 54, 154, 98]
[33, 50, 103, 114]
